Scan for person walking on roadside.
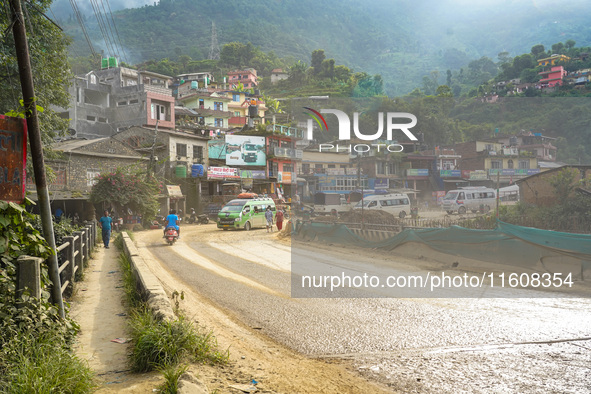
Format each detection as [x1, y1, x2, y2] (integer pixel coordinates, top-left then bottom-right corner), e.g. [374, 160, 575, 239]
[265, 206, 274, 233]
[99, 210, 112, 249]
[276, 208, 284, 231]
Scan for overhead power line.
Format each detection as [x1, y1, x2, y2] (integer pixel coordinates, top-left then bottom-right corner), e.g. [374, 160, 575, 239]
[68, 0, 97, 57]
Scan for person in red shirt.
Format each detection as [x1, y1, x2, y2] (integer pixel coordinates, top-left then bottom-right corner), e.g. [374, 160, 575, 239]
[276, 208, 284, 231]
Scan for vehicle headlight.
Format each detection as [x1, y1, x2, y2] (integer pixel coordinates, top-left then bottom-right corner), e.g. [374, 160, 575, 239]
[234, 218, 240, 221]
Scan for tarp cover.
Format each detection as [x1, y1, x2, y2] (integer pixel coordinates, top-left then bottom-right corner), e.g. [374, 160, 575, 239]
[294, 220, 591, 268]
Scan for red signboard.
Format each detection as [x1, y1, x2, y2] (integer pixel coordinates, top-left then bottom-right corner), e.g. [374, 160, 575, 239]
[0, 115, 27, 203]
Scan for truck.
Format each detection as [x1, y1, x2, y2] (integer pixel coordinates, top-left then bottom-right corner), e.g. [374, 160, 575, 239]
[241, 141, 258, 163]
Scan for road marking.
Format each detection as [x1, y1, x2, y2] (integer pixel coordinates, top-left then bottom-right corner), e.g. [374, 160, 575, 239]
[208, 241, 291, 272]
[171, 243, 286, 297]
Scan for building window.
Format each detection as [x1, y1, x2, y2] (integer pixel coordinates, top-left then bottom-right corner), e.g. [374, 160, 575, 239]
[86, 115, 96, 122]
[53, 169, 66, 186]
[234, 111, 240, 116]
[198, 99, 204, 109]
[301, 163, 310, 174]
[90, 74, 96, 84]
[87, 169, 101, 186]
[283, 163, 293, 172]
[214, 101, 223, 111]
[507, 159, 514, 169]
[176, 143, 187, 157]
[387, 162, 396, 175]
[376, 162, 385, 175]
[233, 94, 240, 101]
[214, 118, 223, 127]
[129, 99, 138, 105]
[518, 160, 530, 169]
[193, 145, 203, 161]
[327, 164, 336, 169]
[491, 160, 502, 169]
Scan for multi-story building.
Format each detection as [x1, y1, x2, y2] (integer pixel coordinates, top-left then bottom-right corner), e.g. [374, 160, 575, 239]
[226, 91, 267, 128]
[266, 125, 304, 198]
[176, 91, 232, 130]
[227, 68, 258, 89]
[537, 54, 570, 67]
[175, 72, 217, 97]
[114, 126, 210, 214]
[495, 132, 557, 163]
[61, 62, 175, 139]
[454, 140, 539, 186]
[539, 66, 567, 88]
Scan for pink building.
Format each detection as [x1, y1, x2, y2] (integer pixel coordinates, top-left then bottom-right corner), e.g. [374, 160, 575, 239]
[228, 69, 258, 89]
[538, 66, 567, 88]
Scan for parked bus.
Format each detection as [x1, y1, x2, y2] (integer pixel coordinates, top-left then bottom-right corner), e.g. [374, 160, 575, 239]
[441, 187, 496, 214]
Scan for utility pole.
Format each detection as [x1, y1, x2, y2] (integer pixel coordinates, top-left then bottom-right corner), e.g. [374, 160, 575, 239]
[9, 0, 64, 317]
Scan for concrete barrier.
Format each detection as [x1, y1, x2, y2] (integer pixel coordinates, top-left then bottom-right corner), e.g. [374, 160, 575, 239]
[350, 228, 398, 242]
[120, 232, 175, 322]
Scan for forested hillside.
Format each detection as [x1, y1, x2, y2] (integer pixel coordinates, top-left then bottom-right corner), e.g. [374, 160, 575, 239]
[53, 0, 591, 96]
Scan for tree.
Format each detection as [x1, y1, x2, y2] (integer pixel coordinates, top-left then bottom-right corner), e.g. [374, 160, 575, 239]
[288, 60, 308, 86]
[549, 167, 578, 201]
[311, 49, 325, 76]
[320, 58, 335, 80]
[0, 0, 72, 153]
[565, 40, 576, 50]
[89, 168, 161, 224]
[551, 42, 565, 54]
[531, 44, 545, 58]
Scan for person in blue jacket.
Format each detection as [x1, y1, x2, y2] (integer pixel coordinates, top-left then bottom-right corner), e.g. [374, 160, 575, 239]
[164, 209, 180, 238]
[99, 210, 112, 248]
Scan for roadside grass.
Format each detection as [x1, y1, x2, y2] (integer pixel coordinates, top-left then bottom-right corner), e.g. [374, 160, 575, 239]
[0, 330, 96, 393]
[116, 233, 228, 391]
[158, 363, 189, 394]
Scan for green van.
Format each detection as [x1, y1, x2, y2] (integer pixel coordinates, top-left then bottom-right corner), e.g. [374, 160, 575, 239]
[217, 198, 276, 231]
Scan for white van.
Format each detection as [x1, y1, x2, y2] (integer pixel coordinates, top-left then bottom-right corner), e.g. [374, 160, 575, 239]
[354, 193, 411, 218]
[441, 187, 496, 214]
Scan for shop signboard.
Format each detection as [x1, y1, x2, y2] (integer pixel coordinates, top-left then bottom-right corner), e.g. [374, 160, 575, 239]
[0, 115, 27, 203]
[207, 166, 240, 179]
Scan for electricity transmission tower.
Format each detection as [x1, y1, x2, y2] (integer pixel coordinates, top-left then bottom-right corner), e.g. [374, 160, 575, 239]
[209, 21, 220, 60]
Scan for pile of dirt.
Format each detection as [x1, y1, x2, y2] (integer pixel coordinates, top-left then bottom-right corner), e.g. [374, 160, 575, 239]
[315, 209, 400, 225]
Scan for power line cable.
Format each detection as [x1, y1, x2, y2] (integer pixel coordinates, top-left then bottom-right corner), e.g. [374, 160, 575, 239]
[89, 0, 114, 56]
[104, 0, 128, 63]
[68, 0, 97, 57]
[97, 0, 120, 60]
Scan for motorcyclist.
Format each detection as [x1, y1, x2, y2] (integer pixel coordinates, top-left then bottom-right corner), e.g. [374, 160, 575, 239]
[164, 209, 180, 238]
[189, 208, 196, 223]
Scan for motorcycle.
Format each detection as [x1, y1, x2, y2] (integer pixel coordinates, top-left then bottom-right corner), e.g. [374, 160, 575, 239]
[164, 226, 179, 245]
[197, 214, 209, 224]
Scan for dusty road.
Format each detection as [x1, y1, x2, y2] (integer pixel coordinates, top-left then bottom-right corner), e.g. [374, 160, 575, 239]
[134, 223, 591, 393]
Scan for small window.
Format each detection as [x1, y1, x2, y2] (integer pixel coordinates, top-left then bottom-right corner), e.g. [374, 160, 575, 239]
[90, 74, 96, 84]
[176, 143, 187, 157]
[86, 115, 96, 121]
[117, 101, 127, 106]
[458, 192, 465, 200]
[129, 99, 139, 104]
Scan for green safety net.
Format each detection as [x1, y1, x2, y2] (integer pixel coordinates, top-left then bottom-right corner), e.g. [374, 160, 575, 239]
[294, 220, 591, 268]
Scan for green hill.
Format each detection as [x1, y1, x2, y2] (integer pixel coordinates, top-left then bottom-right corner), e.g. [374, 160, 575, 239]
[53, 0, 591, 96]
